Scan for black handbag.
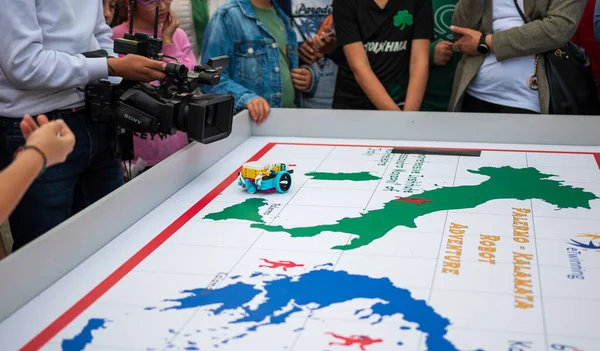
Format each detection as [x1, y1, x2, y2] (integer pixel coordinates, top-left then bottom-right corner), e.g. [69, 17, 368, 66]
[513, 0, 600, 115]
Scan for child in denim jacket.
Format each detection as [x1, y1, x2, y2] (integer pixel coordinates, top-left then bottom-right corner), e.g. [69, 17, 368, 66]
[200, 0, 317, 125]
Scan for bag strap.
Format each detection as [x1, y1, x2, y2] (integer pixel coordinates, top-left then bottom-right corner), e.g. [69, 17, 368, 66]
[512, 0, 540, 90]
[512, 0, 528, 23]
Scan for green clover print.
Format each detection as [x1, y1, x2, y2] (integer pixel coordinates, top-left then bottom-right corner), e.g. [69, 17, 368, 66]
[394, 10, 413, 30]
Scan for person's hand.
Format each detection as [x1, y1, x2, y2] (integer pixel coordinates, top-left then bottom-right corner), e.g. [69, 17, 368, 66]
[299, 40, 318, 64]
[434, 40, 454, 66]
[107, 54, 167, 82]
[19, 114, 48, 140]
[247, 97, 271, 126]
[20, 114, 75, 167]
[291, 68, 313, 91]
[299, 21, 337, 63]
[312, 15, 337, 55]
[310, 31, 336, 56]
[161, 10, 180, 45]
[450, 26, 488, 56]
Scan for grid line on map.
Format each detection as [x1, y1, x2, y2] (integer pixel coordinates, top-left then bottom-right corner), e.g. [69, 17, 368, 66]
[250, 145, 400, 351]
[286, 146, 399, 351]
[136, 242, 600, 274]
[527, 152, 550, 351]
[165, 144, 339, 351]
[294, 146, 397, 351]
[284, 146, 353, 351]
[417, 155, 461, 351]
[293, 146, 404, 351]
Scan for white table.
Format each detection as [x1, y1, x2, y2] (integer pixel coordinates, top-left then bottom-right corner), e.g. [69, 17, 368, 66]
[1, 109, 599, 351]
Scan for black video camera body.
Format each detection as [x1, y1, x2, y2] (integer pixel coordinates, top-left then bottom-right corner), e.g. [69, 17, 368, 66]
[85, 56, 233, 145]
[84, 0, 234, 160]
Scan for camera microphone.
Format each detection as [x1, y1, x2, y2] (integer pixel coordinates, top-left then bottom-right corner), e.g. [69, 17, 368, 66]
[165, 62, 188, 80]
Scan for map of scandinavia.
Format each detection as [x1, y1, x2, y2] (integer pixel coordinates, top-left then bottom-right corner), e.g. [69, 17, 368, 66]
[60, 165, 599, 351]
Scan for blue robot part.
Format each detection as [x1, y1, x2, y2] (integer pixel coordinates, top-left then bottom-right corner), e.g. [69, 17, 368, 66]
[245, 179, 257, 194]
[274, 171, 292, 193]
[237, 163, 294, 194]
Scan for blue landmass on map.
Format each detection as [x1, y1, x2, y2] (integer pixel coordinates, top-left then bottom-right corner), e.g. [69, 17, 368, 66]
[159, 267, 478, 351]
[61, 318, 107, 351]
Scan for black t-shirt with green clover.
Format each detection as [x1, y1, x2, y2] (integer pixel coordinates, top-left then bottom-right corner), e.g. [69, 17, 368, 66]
[332, 0, 434, 109]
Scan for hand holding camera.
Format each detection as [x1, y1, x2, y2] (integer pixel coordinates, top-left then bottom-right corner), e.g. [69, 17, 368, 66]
[84, 0, 234, 161]
[107, 54, 167, 82]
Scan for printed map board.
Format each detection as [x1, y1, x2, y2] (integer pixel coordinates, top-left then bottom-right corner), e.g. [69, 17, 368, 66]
[3, 141, 600, 351]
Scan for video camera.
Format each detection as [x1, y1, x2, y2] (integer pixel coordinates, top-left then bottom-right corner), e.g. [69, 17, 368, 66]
[84, 0, 234, 161]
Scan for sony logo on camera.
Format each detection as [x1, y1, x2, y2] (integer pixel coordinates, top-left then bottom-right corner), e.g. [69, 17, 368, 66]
[124, 113, 143, 125]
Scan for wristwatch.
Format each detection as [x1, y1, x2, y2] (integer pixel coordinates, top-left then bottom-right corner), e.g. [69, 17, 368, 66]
[477, 33, 490, 55]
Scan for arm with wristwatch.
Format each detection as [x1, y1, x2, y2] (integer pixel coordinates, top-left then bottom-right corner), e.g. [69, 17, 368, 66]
[450, 26, 493, 56]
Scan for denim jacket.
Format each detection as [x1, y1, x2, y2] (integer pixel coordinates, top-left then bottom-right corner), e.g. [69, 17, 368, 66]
[199, 0, 318, 113]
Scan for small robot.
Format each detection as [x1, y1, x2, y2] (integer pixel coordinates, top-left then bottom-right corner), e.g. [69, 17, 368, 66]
[238, 162, 295, 194]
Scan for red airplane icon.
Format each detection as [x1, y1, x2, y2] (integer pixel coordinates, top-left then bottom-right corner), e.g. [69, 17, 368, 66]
[395, 196, 432, 206]
[259, 258, 304, 271]
[326, 332, 383, 350]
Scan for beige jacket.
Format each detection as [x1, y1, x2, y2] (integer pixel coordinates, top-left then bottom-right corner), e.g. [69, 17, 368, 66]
[448, 0, 587, 114]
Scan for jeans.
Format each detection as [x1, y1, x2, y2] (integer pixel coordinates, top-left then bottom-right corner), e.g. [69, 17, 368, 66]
[0, 108, 124, 251]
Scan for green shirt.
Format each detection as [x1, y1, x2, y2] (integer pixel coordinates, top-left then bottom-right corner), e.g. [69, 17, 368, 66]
[421, 0, 461, 112]
[254, 6, 296, 108]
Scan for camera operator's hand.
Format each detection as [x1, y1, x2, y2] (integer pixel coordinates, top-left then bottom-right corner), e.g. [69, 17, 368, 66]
[107, 55, 166, 82]
[291, 68, 313, 92]
[162, 10, 180, 45]
[247, 97, 271, 126]
[20, 114, 75, 167]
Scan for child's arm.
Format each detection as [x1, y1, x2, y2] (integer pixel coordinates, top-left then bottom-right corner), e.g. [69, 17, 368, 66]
[403, 0, 435, 111]
[0, 148, 45, 224]
[343, 43, 401, 111]
[403, 39, 430, 111]
[0, 116, 75, 224]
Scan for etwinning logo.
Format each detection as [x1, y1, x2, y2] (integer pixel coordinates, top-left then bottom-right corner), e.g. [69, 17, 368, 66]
[393, 10, 413, 30]
[564, 233, 600, 281]
[568, 233, 600, 250]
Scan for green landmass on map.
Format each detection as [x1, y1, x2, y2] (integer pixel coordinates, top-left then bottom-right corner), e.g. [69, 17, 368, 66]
[203, 198, 267, 223]
[204, 166, 598, 250]
[305, 171, 381, 181]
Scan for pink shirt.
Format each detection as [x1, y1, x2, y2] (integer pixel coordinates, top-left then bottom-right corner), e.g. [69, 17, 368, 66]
[112, 23, 198, 166]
